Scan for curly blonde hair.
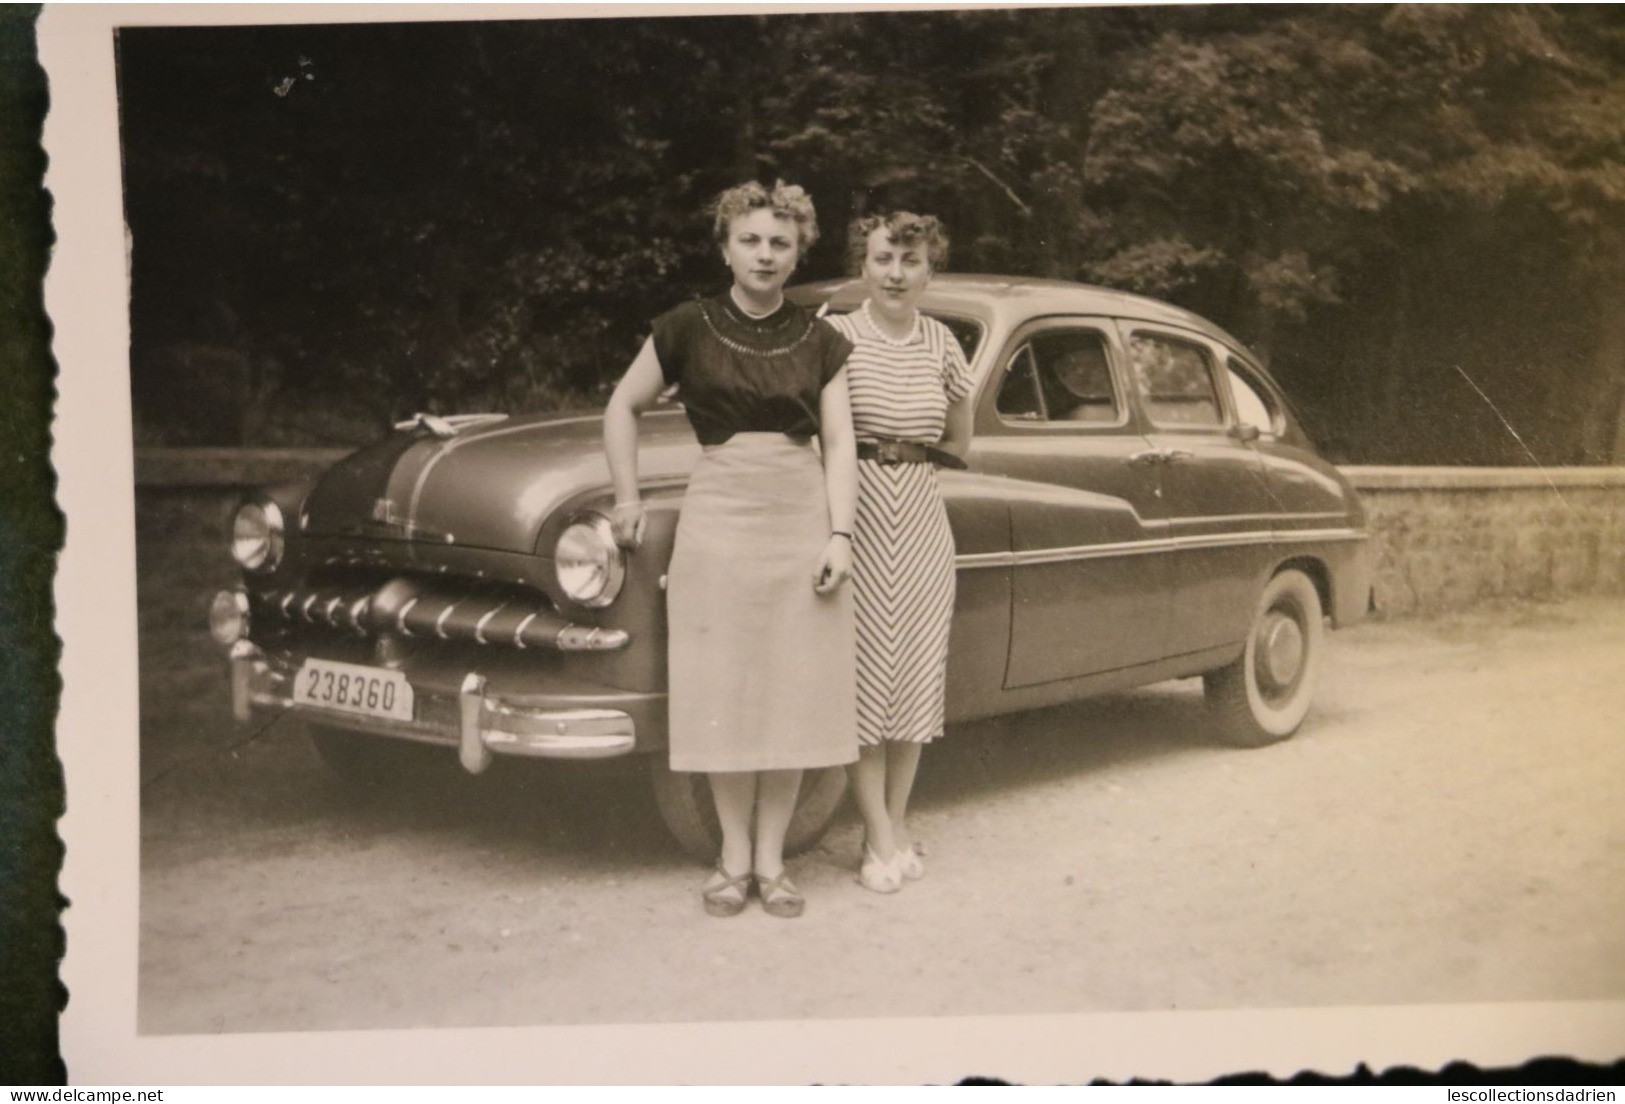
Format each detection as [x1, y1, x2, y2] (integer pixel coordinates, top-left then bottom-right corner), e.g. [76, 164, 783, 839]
[711, 180, 820, 252]
[847, 211, 950, 274]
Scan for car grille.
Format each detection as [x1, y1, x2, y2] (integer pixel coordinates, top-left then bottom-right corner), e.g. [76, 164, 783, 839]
[249, 571, 627, 653]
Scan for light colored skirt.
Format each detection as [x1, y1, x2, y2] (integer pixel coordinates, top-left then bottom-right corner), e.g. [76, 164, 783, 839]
[666, 433, 857, 773]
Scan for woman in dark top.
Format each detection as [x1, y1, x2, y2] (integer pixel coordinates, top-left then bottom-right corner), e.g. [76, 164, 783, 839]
[603, 181, 858, 919]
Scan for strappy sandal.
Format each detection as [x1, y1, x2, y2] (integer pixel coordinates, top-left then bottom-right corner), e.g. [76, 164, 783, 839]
[701, 864, 751, 918]
[754, 870, 806, 918]
[897, 841, 925, 882]
[858, 846, 903, 894]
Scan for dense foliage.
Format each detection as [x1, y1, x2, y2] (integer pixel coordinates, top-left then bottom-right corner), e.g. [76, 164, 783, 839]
[119, 6, 1625, 463]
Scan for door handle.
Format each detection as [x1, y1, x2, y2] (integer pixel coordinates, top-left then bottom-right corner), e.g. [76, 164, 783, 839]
[1128, 449, 1165, 466]
[1163, 448, 1195, 463]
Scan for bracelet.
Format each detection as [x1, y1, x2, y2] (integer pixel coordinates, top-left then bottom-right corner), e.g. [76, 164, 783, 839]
[831, 531, 852, 542]
[613, 500, 643, 509]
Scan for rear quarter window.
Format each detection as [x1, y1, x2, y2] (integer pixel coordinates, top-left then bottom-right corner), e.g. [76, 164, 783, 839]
[1226, 357, 1281, 435]
[1126, 332, 1223, 427]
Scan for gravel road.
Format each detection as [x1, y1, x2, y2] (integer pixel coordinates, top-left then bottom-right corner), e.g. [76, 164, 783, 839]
[137, 598, 1625, 1036]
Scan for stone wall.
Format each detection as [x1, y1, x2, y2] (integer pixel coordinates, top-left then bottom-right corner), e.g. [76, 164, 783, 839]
[1345, 467, 1625, 618]
[136, 449, 1625, 620]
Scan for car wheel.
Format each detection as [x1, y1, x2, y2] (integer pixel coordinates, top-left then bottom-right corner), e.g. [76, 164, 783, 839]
[1204, 568, 1325, 748]
[308, 722, 432, 789]
[648, 758, 849, 861]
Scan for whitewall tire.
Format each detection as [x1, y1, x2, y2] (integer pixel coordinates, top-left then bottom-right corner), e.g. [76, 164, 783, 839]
[1204, 568, 1325, 748]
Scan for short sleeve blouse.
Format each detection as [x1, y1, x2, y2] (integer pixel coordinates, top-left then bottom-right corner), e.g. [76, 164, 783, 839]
[650, 294, 854, 446]
[825, 303, 977, 444]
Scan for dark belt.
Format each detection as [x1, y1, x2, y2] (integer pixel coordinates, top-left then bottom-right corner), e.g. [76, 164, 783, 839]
[856, 438, 968, 470]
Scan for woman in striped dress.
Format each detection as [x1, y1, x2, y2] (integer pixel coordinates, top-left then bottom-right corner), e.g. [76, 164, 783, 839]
[824, 212, 976, 893]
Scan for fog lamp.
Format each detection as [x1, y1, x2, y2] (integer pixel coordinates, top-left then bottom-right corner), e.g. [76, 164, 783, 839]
[209, 589, 251, 646]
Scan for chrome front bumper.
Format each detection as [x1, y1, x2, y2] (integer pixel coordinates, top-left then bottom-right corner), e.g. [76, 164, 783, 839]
[229, 642, 637, 770]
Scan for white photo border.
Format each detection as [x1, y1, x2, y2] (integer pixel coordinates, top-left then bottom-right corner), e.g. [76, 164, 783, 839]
[45, 2, 1625, 1085]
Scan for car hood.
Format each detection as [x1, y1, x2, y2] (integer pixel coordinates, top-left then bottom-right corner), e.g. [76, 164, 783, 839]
[300, 409, 700, 554]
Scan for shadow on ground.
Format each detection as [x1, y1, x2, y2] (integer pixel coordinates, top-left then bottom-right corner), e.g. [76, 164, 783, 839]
[141, 667, 1222, 877]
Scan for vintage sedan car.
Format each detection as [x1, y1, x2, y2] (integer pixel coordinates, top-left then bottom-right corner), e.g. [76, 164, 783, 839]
[210, 275, 1373, 857]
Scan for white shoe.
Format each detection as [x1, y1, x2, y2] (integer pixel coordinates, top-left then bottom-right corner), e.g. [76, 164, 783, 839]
[897, 842, 925, 881]
[858, 846, 903, 894]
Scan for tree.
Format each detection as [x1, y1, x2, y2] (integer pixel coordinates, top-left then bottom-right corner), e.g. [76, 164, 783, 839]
[1076, 5, 1625, 463]
[120, 8, 1625, 463]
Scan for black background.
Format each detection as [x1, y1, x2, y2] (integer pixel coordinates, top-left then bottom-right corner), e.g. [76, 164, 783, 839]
[5, 5, 1625, 1088]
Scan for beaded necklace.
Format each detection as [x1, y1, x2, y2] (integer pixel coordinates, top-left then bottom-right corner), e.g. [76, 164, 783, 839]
[861, 299, 922, 347]
[700, 297, 818, 357]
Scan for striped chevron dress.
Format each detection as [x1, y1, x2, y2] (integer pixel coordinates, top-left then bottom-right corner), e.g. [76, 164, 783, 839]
[826, 303, 976, 745]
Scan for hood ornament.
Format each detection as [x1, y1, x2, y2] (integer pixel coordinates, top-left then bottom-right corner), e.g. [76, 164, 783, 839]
[394, 412, 510, 439]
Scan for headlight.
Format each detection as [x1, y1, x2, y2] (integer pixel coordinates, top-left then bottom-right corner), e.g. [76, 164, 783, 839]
[554, 513, 625, 608]
[208, 589, 250, 646]
[231, 499, 284, 573]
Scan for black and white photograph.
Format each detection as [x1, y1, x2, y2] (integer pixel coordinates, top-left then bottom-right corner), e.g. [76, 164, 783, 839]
[43, 1, 1625, 1084]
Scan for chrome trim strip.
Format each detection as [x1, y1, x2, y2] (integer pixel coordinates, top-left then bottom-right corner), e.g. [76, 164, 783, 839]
[1172, 510, 1349, 526]
[513, 612, 538, 649]
[435, 603, 457, 640]
[1272, 527, 1370, 544]
[396, 597, 419, 637]
[484, 705, 629, 725]
[485, 731, 637, 760]
[955, 527, 1369, 570]
[1167, 532, 1275, 552]
[474, 604, 505, 646]
[957, 539, 1178, 569]
[348, 596, 371, 636]
[554, 623, 632, 652]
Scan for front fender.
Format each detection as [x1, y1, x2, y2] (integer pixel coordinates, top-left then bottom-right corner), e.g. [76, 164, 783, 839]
[533, 482, 684, 696]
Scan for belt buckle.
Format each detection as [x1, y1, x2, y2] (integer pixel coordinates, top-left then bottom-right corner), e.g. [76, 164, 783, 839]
[877, 440, 903, 465]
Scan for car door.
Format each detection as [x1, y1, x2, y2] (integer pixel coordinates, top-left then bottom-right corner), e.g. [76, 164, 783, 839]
[973, 318, 1171, 688]
[1117, 323, 1277, 655]
[1223, 352, 1361, 535]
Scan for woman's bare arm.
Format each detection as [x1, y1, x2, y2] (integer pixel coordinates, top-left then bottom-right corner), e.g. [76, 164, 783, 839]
[602, 337, 667, 547]
[814, 365, 857, 593]
[938, 391, 975, 459]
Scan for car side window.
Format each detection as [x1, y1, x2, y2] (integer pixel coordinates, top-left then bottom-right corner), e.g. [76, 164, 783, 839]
[1127, 332, 1223, 427]
[1226, 358, 1279, 435]
[935, 315, 984, 361]
[995, 345, 1045, 420]
[996, 330, 1118, 425]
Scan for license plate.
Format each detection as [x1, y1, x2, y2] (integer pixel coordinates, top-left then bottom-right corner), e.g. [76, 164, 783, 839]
[293, 658, 414, 722]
